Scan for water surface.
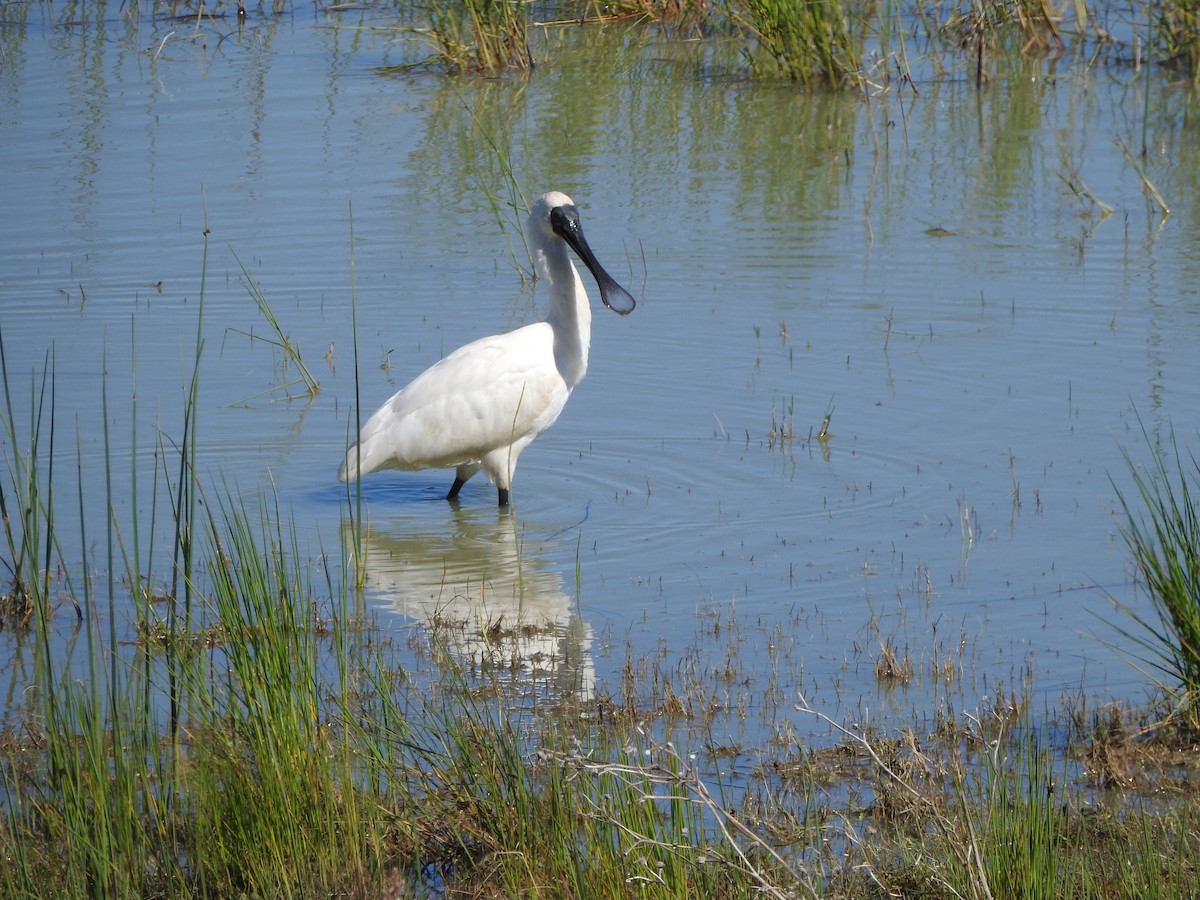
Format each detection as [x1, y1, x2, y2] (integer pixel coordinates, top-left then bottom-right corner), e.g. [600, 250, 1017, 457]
[3, 6, 1200, 749]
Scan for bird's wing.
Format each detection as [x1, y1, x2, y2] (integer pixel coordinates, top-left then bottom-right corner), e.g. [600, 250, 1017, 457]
[349, 325, 564, 474]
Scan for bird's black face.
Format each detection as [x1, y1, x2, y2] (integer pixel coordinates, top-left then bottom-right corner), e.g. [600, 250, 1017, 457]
[550, 204, 637, 317]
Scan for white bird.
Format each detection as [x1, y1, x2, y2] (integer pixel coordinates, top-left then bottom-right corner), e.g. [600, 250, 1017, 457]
[338, 191, 636, 506]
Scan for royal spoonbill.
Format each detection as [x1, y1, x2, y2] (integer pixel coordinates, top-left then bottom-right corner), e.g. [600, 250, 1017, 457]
[338, 191, 636, 506]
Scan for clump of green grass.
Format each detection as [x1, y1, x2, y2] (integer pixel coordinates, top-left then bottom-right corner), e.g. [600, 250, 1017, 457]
[0, 333, 71, 626]
[377, 0, 1200, 90]
[411, 702, 807, 897]
[977, 736, 1063, 899]
[426, 0, 533, 73]
[1107, 421, 1200, 727]
[0, 494, 389, 897]
[786, 698, 1186, 898]
[728, 0, 865, 87]
[181, 491, 376, 895]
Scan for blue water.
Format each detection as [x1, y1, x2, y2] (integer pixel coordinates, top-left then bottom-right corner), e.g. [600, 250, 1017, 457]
[3, 6, 1200, 751]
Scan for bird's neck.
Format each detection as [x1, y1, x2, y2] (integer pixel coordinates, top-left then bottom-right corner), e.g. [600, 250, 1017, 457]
[542, 250, 591, 389]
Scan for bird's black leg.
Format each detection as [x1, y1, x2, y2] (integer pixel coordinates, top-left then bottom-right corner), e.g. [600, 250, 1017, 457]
[497, 487, 510, 507]
[447, 477, 467, 501]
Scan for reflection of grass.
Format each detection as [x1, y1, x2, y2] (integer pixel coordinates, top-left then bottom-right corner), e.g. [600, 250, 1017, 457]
[468, 104, 532, 279]
[1117, 137, 1171, 219]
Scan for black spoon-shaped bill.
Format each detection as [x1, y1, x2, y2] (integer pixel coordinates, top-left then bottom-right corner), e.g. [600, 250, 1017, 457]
[550, 204, 637, 316]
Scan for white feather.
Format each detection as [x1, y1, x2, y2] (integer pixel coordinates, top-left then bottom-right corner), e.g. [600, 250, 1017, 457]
[338, 190, 635, 505]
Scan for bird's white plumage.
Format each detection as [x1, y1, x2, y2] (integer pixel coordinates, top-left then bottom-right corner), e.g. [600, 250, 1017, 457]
[338, 191, 634, 504]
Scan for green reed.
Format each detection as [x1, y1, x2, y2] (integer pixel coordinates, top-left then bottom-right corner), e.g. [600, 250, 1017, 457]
[730, 0, 865, 87]
[977, 736, 1063, 899]
[20, 0, 1200, 91]
[371, 0, 1200, 89]
[0, 331, 59, 627]
[232, 254, 321, 401]
[5, 381, 1200, 898]
[381, 659, 791, 897]
[0, 334, 174, 895]
[178, 491, 380, 895]
[425, 0, 533, 73]
[0, 383, 394, 895]
[0, 225, 783, 895]
[1108, 421, 1200, 726]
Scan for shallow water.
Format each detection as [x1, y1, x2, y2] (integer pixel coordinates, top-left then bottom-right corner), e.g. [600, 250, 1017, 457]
[3, 5, 1200, 747]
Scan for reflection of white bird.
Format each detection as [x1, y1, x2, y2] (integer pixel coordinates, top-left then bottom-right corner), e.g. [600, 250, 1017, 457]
[346, 508, 595, 701]
[338, 191, 636, 506]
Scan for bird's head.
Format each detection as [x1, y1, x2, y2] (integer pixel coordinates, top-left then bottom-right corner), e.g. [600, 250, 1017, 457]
[529, 191, 636, 317]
